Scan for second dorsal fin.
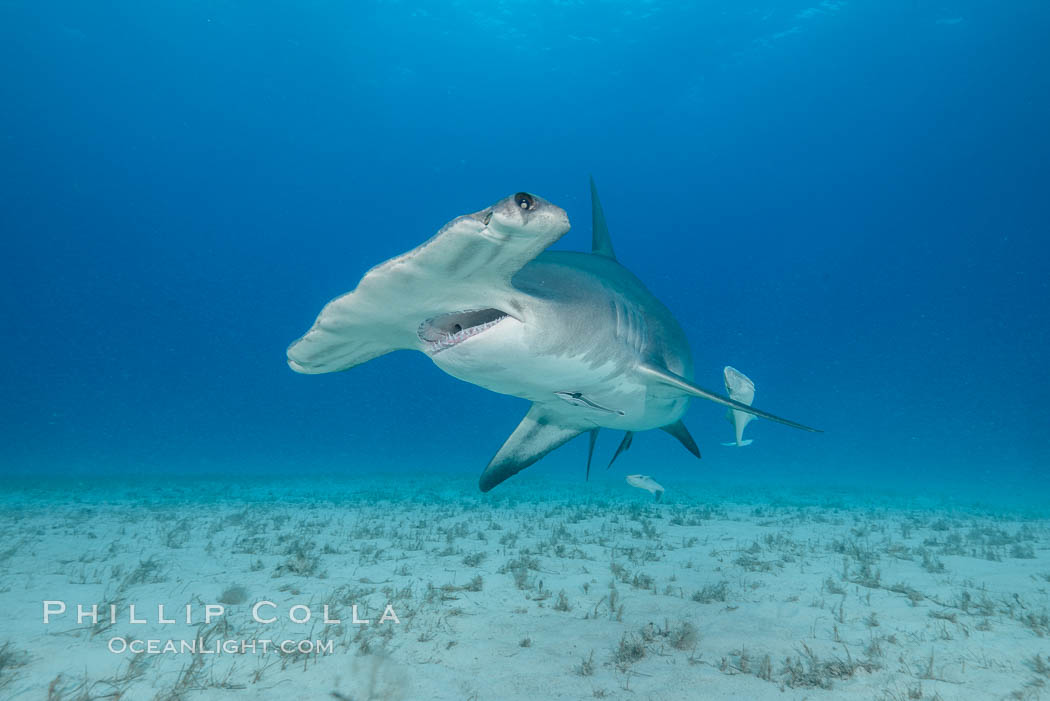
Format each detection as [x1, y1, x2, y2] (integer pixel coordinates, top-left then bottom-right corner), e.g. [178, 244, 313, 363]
[589, 175, 617, 260]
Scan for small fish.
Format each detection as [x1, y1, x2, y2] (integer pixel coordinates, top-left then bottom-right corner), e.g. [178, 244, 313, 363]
[626, 474, 664, 502]
[721, 366, 756, 447]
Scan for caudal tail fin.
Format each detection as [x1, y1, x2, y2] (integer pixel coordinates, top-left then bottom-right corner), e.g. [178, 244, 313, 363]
[639, 364, 821, 434]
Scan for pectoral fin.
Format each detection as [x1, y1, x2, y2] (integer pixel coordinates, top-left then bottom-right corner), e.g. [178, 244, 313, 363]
[480, 405, 586, 492]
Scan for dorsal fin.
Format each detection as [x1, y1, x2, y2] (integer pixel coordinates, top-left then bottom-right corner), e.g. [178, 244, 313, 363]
[589, 175, 617, 260]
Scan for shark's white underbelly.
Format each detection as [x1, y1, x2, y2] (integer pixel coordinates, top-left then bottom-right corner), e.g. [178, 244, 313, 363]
[428, 319, 688, 431]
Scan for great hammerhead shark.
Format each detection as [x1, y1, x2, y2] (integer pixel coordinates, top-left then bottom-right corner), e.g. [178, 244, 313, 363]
[287, 180, 819, 491]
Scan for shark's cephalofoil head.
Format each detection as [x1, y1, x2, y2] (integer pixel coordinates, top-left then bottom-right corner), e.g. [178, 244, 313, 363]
[471, 191, 569, 242]
[414, 192, 567, 356]
[286, 190, 569, 374]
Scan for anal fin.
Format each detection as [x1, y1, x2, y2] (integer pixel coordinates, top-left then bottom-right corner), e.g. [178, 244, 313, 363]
[480, 405, 585, 492]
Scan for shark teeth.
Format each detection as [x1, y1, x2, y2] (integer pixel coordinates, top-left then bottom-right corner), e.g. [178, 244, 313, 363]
[421, 311, 508, 354]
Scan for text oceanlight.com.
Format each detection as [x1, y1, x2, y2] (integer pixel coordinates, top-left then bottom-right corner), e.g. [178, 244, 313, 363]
[108, 637, 335, 655]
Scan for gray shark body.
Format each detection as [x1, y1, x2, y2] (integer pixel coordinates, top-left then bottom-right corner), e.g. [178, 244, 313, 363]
[288, 183, 818, 491]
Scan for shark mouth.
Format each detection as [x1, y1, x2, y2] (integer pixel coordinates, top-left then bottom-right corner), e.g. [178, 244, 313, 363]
[418, 308, 508, 354]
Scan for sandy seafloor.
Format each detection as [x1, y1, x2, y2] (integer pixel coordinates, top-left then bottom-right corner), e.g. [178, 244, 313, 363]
[1, 474, 1048, 701]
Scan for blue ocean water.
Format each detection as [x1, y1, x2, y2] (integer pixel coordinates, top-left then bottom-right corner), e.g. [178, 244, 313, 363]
[1, 2, 1047, 506]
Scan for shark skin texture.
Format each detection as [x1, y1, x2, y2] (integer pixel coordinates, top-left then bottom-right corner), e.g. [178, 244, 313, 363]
[287, 183, 820, 492]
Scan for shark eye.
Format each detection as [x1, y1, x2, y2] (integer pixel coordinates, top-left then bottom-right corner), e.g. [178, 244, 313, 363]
[515, 192, 534, 210]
